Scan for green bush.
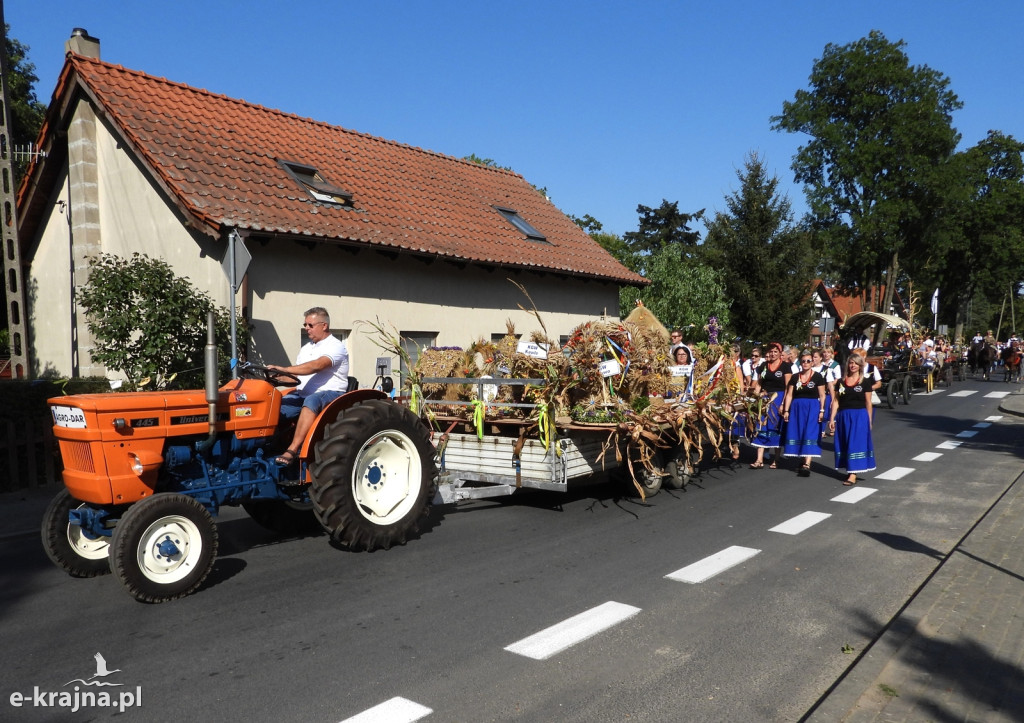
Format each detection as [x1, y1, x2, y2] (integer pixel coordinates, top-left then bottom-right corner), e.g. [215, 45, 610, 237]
[78, 252, 246, 391]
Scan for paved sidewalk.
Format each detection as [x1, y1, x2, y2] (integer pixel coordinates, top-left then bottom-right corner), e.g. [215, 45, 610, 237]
[805, 388, 1024, 722]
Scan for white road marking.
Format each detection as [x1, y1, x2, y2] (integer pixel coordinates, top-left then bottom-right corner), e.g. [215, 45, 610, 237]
[986, 415, 1004, 422]
[949, 390, 978, 397]
[916, 390, 945, 396]
[665, 545, 761, 584]
[831, 487, 877, 503]
[985, 391, 1011, 398]
[955, 430, 979, 438]
[937, 440, 963, 450]
[912, 452, 943, 462]
[973, 422, 992, 429]
[504, 601, 642, 660]
[339, 697, 433, 723]
[876, 466, 914, 480]
[769, 511, 831, 535]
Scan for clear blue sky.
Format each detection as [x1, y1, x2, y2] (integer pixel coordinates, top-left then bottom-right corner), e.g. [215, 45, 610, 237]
[8, 1, 1024, 237]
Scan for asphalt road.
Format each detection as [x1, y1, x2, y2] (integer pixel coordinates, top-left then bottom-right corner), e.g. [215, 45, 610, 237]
[2, 379, 1022, 722]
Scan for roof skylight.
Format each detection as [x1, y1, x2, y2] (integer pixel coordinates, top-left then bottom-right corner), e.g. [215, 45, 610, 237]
[280, 160, 352, 206]
[494, 206, 547, 243]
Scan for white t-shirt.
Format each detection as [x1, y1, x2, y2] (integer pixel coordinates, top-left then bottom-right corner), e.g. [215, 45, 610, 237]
[296, 334, 349, 394]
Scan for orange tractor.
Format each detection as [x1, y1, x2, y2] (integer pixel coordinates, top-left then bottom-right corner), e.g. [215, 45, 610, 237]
[42, 325, 437, 602]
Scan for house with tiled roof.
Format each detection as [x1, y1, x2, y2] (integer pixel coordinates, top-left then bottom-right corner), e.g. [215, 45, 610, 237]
[807, 280, 908, 346]
[18, 30, 644, 382]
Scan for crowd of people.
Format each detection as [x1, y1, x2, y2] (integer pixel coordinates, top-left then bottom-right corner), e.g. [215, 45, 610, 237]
[670, 332, 877, 487]
[667, 322, 1023, 485]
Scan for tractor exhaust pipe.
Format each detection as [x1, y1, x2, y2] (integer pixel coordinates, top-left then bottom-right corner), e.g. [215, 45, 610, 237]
[197, 311, 218, 451]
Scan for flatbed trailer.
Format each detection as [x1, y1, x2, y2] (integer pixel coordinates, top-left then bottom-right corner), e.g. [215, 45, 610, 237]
[419, 377, 662, 502]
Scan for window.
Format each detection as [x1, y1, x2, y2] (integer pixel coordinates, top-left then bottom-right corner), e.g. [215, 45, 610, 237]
[494, 206, 547, 243]
[280, 160, 352, 206]
[400, 332, 437, 384]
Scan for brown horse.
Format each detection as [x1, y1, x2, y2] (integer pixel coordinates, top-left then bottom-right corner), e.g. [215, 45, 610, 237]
[969, 341, 998, 380]
[1002, 345, 1022, 383]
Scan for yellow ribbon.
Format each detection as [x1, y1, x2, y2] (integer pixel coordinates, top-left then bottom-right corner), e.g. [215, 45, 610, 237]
[538, 402, 550, 450]
[471, 399, 485, 439]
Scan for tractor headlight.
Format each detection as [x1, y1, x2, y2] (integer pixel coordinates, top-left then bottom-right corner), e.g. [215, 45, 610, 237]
[127, 450, 163, 477]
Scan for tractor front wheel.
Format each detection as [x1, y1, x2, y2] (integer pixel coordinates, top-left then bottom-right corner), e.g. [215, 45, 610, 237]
[110, 493, 218, 603]
[310, 400, 437, 551]
[41, 488, 111, 578]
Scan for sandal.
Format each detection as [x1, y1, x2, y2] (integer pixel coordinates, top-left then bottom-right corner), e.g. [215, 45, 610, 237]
[843, 476, 857, 486]
[799, 464, 811, 477]
[749, 461, 764, 469]
[275, 449, 300, 466]
[768, 460, 778, 469]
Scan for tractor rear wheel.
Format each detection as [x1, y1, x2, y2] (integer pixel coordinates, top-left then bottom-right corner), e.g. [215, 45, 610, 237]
[310, 400, 437, 551]
[110, 493, 218, 603]
[242, 499, 320, 535]
[41, 488, 111, 578]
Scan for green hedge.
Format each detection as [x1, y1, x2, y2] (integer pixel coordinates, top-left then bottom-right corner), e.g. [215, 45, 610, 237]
[0, 378, 112, 423]
[0, 378, 111, 492]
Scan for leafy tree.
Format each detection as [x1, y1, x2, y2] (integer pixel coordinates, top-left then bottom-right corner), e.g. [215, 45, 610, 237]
[926, 131, 1024, 338]
[1, 27, 47, 334]
[630, 244, 730, 334]
[78, 253, 245, 390]
[622, 200, 704, 259]
[3, 26, 47, 185]
[703, 153, 816, 343]
[771, 30, 962, 318]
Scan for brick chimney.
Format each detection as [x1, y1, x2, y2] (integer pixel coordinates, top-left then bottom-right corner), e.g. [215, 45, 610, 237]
[65, 28, 99, 59]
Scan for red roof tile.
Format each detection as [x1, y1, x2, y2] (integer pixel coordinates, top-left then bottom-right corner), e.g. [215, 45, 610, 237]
[25, 55, 644, 285]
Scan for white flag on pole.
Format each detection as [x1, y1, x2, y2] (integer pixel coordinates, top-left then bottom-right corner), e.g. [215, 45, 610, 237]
[930, 288, 939, 315]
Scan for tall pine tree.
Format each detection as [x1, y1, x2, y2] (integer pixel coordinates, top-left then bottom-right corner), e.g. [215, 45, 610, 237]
[702, 153, 815, 343]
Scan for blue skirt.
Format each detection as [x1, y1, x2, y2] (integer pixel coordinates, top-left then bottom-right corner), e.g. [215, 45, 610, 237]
[752, 391, 784, 448]
[834, 407, 876, 473]
[783, 397, 823, 458]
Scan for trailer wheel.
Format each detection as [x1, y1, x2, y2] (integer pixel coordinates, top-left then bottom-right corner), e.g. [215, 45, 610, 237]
[902, 374, 913, 404]
[664, 449, 699, 490]
[310, 400, 437, 551]
[886, 378, 900, 409]
[242, 499, 320, 535]
[41, 488, 111, 578]
[110, 493, 218, 603]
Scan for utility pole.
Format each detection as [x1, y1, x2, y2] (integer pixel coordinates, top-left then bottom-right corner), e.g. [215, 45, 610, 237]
[0, 12, 31, 377]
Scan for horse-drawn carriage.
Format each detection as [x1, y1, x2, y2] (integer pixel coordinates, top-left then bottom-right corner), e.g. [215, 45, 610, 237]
[837, 311, 923, 409]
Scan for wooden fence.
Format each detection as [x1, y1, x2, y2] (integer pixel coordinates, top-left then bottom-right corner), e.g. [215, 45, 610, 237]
[0, 417, 61, 493]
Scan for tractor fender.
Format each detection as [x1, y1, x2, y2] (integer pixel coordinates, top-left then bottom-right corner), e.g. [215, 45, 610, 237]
[299, 389, 389, 459]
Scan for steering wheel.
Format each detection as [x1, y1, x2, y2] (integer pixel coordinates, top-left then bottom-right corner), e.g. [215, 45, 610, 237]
[238, 363, 301, 388]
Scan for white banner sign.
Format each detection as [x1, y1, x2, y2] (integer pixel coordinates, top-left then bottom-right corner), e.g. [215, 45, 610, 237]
[517, 341, 549, 359]
[599, 359, 622, 377]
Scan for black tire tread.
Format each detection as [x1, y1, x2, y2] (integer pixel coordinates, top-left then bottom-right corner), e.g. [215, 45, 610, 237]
[40, 488, 111, 578]
[309, 400, 437, 551]
[109, 494, 218, 603]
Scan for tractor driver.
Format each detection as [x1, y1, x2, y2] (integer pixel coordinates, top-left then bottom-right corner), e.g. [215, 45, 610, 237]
[267, 306, 349, 466]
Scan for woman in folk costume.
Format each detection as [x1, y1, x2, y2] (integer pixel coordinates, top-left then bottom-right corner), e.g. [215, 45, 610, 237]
[781, 350, 828, 476]
[827, 351, 876, 485]
[668, 343, 696, 400]
[815, 347, 841, 437]
[749, 342, 791, 469]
